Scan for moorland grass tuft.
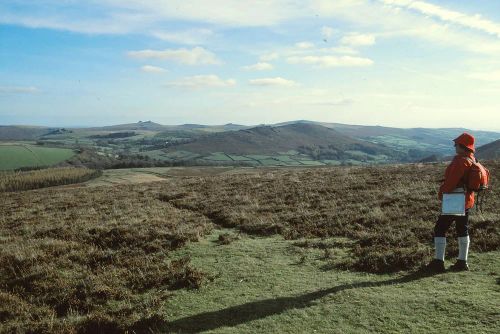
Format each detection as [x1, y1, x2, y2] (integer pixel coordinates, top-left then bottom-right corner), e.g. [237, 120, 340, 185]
[0, 185, 212, 332]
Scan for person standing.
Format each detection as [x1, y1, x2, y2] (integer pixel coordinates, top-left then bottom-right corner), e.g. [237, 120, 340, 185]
[426, 132, 476, 273]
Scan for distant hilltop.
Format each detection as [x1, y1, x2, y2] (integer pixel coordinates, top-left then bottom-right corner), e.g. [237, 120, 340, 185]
[1, 120, 498, 171]
[476, 139, 500, 160]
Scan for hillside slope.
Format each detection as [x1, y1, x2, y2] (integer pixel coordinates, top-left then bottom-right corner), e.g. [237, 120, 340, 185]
[320, 122, 498, 147]
[87, 121, 248, 133]
[167, 123, 400, 158]
[275, 121, 500, 156]
[0, 126, 52, 140]
[476, 139, 500, 160]
[90, 120, 167, 132]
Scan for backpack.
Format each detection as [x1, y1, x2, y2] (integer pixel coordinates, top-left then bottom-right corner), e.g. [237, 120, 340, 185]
[465, 158, 490, 192]
[465, 158, 490, 212]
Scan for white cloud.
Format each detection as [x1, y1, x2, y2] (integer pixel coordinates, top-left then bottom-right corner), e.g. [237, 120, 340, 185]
[295, 41, 315, 49]
[5, 0, 500, 57]
[329, 46, 359, 55]
[467, 71, 500, 82]
[0, 12, 139, 34]
[0, 0, 310, 32]
[217, 88, 353, 114]
[271, 40, 362, 63]
[116, 0, 309, 27]
[127, 47, 222, 65]
[340, 33, 376, 46]
[249, 77, 298, 87]
[152, 28, 214, 45]
[305, 98, 353, 106]
[166, 75, 236, 88]
[382, 0, 500, 38]
[259, 52, 279, 61]
[268, 96, 353, 106]
[287, 55, 373, 68]
[140, 65, 167, 73]
[313, 0, 500, 55]
[243, 62, 274, 71]
[321, 26, 335, 41]
[377, 23, 500, 55]
[0, 86, 40, 94]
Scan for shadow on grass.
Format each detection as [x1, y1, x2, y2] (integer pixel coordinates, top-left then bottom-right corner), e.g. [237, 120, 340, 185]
[163, 270, 435, 333]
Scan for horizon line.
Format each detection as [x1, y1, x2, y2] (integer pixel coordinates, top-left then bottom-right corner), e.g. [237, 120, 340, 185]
[1, 120, 500, 133]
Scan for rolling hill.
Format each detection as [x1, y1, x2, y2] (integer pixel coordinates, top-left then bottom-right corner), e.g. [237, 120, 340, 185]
[276, 121, 500, 156]
[476, 139, 500, 160]
[1, 120, 498, 169]
[0, 125, 53, 140]
[166, 123, 402, 159]
[2, 120, 498, 153]
[89, 120, 168, 132]
[86, 121, 248, 133]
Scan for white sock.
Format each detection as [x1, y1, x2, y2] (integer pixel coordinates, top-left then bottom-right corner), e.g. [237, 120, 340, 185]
[458, 236, 470, 261]
[434, 237, 446, 261]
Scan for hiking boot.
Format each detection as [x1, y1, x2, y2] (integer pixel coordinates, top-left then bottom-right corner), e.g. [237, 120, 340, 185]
[422, 259, 445, 273]
[449, 259, 469, 272]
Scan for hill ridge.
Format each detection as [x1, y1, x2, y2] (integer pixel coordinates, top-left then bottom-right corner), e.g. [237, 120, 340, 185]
[477, 139, 500, 160]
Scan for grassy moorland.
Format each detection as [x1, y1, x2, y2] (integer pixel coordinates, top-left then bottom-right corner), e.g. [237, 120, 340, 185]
[164, 231, 499, 334]
[0, 161, 498, 333]
[0, 185, 213, 333]
[159, 161, 499, 273]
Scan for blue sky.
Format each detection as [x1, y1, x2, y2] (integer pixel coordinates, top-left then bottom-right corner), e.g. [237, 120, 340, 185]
[1, 0, 500, 130]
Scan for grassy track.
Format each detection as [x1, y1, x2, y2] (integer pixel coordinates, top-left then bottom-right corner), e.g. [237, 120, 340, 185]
[0, 144, 75, 170]
[165, 229, 500, 333]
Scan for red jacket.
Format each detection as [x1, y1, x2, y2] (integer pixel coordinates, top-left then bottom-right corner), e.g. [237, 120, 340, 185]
[438, 153, 475, 209]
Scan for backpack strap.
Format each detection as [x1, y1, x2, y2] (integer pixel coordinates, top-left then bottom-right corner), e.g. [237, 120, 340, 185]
[460, 156, 475, 191]
[464, 156, 476, 165]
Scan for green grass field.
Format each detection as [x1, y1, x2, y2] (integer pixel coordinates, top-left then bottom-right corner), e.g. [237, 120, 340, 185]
[0, 144, 75, 170]
[142, 149, 172, 161]
[204, 152, 234, 162]
[368, 135, 449, 153]
[198, 153, 327, 166]
[226, 154, 254, 162]
[165, 229, 500, 333]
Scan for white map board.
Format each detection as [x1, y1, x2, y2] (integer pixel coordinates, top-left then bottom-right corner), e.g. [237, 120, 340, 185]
[442, 192, 466, 216]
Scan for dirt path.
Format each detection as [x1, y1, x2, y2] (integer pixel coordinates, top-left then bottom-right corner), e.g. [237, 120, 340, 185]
[83, 169, 168, 187]
[65, 166, 314, 189]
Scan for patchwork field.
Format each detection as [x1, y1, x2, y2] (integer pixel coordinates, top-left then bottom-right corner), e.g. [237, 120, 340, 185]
[199, 152, 372, 166]
[0, 144, 76, 170]
[1, 162, 499, 333]
[3, 122, 499, 169]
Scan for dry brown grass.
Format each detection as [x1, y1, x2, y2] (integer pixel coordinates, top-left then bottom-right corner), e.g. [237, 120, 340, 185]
[0, 167, 102, 192]
[158, 161, 500, 273]
[0, 185, 212, 333]
[1, 161, 498, 332]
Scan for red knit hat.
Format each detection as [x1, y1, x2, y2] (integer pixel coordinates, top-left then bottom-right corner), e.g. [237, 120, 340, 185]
[453, 132, 475, 152]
